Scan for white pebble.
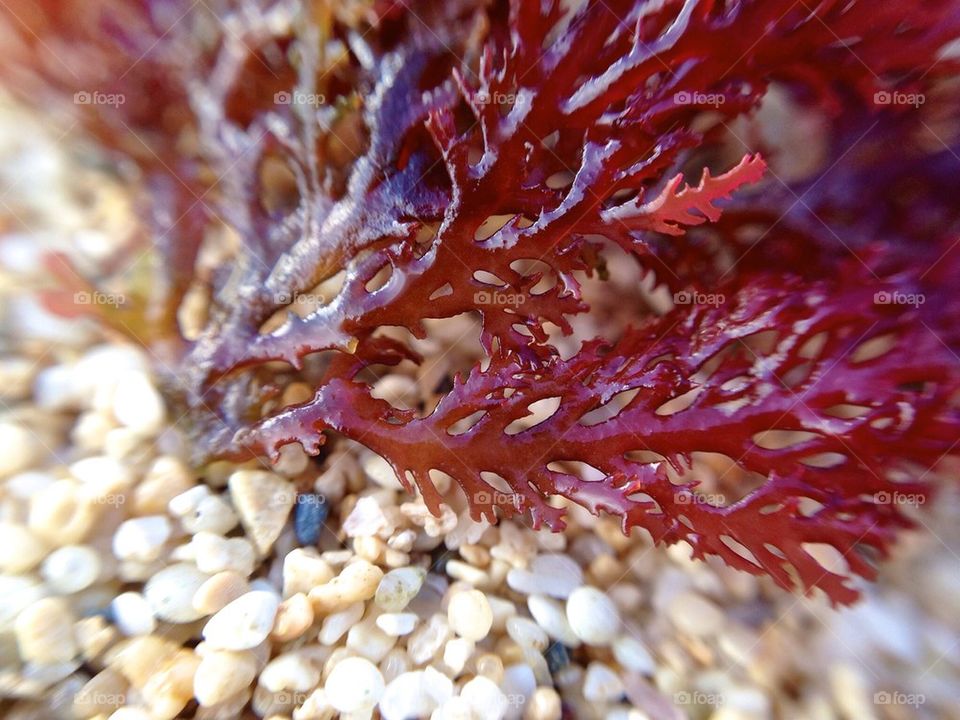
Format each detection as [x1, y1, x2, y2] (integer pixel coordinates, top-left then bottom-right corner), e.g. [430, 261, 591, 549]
[377, 612, 418, 636]
[103, 427, 143, 460]
[448, 589, 493, 641]
[294, 687, 336, 719]
[40, 545, 101, 594]
[582, 662, 625, 702]
[432, 697, 475, 720]
[111, 592, 156, 636]
[70, 455, 134, 500]
[191, 494, 238, 535]
[325, 656, 385, 713]
[228, 469, 295, 555]
[388, 529, 417, 553]
[282, 547, 335, 596]
[830, 663, 874, 720]
[112, 516, 171, 563]
[525, 687, 562, 720]
[461, 675, 509, 720]
[520, 647, 551, 687]
[375, 566, 426, 612]
[169, 486, 238, 535]
[347, 615, 398, 662]
[442, 637, 474, 674]
[78, 346, 149, 407]
[144, 563, 209, 622]
[33, 364, 78, 410]
[5, 471, 54, 500]
[0, 522, 49, 573]
[566, 586, 620, 645]
[71, 411, 114, 451]
[112, 369, 166, 434]
[319, 601, 365, 645]
[134, 456, 192, 514]
[370, 375, 419, 411]
[0, 575, 47, 632]
[193, 649, 257, 706]
[343, 495, 392, 537]
[193, 532, 256, 576]
[722, 686, 772, 716]
[272, 441, 310, 475]
[14, 597, 76, 662]
[666, 591, 725, 637]
[527, 595, 579, 647]
[169, 485, 211, 516]
[309, 559, 384, 612]
[444, 509, 489, 549]
[29, 479, 97, 545]
[108, 711, 153, 720]
[0, 422, 42, 477]
[192, 570, 250, 615]
[379, 671, 443, 720]
[612, 636, 655, 674]
[446, 559, 489, 586]
[507, 554, 583, 599]
[487, 595, 518, 630]
[27, 659, 85, 688]
[322, 549, 356, 566]
[260, 651, 320, 692]
[506, 616, 549, 651]
[202, 591, 279, 650]
[407, 614, 453, 664]
[502, 664, 536, 719]
[0, 356, 35, 400]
